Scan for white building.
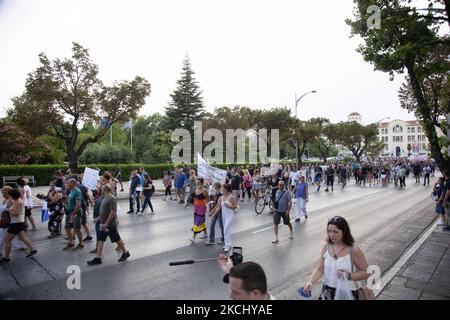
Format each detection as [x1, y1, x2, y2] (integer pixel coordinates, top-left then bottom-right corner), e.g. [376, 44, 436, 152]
[378, 119, 429, 157]
[347, 112, 362, 123]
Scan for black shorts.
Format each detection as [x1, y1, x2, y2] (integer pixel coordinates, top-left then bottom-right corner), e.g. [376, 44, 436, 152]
[98, 226, 121, 243]
[25, 207, 32, 217]
[8, 222, 27, 235]
[274, 212, 290, 225]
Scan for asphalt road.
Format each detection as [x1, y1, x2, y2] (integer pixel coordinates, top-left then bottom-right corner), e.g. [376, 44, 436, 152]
[0, 176, 439, 299]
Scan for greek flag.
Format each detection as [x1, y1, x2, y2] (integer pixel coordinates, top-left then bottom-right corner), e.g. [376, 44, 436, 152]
[100, 117, 111, 127]
[123, 120, 132, 129]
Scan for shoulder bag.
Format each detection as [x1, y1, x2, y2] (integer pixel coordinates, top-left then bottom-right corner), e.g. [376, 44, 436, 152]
[350, 246, 376, 300]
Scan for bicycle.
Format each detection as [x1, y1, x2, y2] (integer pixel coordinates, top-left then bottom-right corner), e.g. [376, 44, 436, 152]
[255, 185, 274, 214]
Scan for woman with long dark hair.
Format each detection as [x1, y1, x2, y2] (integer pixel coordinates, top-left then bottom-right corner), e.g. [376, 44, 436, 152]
[0, 188, 37, 263]
[302, 216, 370, 300]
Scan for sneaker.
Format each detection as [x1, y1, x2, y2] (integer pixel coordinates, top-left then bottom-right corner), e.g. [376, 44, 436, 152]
[120, 189, 124, 192]
[324, 189, 329, 192]
[205, 241, 215, 246]
[87, 257, 102, 265]
[178, 200, 183, 204]
[127, 210, 133, 214]
[305, 215, 308, 220]
[289, 232, 294, 239]
[73, 244, 85, 250]
[295, 218, 300, 222]
[223, 246, 231, 252]
[89, 248, 97, 254]
[217, 240, 224, 245]
[118, 251, 130, 262]
[272, 237, 279, 244]
[199, 234, 208, 240]
[83, 236, 93, 242]
[26, 250, 37, 258]
[62, 243, 75, 251]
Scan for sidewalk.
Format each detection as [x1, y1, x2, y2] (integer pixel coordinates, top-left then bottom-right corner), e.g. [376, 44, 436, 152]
[21, 180, 173, 208]
[378, 225, 450, 300]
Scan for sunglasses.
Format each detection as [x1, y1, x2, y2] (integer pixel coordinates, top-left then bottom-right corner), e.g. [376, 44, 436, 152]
[328, 216, 344, 224]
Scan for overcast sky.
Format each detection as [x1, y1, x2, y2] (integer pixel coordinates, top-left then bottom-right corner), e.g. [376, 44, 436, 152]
[0, 0, 426, 124]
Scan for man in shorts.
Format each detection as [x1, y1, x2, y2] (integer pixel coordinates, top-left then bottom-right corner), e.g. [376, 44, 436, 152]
[272, 181, 293, 243]
[87, 184, 130, 265]
[63, 179, 84, 250]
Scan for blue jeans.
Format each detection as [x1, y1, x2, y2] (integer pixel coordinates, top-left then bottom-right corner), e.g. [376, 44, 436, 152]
[209, 212, 224, 242]
[129, 191, 141, 211]
[142, 194, 154, 212]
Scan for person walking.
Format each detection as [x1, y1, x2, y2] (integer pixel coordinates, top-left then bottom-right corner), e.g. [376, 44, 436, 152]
[231, 171, 242, 202]
[189, 178, 210, 243]
[127, 170, 141, 214]
[205, 182, 225, 246]
[218, 184, 238, 252]
[272, 181, 293, 243]
[87, 184, 130, 265]
[0, 186, 26, 256]
[423, 164, 432, 186]
[398, 165, 406, 189]
[175, 167, 188, 204]
[338, 165, 347, 189]
[62, 179, 85, 250]
[242, 169, 253, 201]
[162, 170, 174, 201]
[293, 175, 308, 222]
[141, 174, 155, 214]
[324, 165, 335, 192]
[46, 182, 65, 238]
[303, 216, 370, 300]
[0, 188, 37, 263]
[314, 165, 323, 191]
[17, 178, 37, 231]
[184, 169, 197, 208]
[114, 164, 124, 192]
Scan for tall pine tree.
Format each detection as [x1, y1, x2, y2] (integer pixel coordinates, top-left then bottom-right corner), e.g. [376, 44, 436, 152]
[165, 55, 205, 131]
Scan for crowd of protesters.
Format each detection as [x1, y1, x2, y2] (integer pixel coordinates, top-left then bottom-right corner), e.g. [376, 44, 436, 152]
[1, 157, 448, 269]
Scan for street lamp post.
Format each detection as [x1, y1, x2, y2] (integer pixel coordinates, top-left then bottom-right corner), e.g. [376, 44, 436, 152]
[294, 90, 317, 168]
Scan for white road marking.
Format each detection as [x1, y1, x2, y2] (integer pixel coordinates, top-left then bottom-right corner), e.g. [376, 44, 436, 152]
[375, 219, 438, 297]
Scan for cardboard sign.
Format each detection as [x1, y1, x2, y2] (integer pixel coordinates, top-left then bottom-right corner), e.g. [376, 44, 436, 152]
[82, 167, 100, 190]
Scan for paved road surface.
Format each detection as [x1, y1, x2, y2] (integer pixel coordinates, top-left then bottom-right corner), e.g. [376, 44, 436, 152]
[0, 177, 439, 299]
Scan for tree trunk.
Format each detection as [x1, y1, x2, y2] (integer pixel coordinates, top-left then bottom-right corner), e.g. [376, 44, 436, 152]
[67, 145, 79, 174]
[406, 63, 449, 172]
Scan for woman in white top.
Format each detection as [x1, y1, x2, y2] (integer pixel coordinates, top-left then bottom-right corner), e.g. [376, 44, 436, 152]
[0, 188, 37, 263]
[0, 186, 26, 255]
[17, 177, 37, 231]
[215, 184, 238, 253]
[303, 216, 370, 300]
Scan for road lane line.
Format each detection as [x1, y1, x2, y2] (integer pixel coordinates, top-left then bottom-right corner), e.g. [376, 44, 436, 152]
[375, 218, 438, 297]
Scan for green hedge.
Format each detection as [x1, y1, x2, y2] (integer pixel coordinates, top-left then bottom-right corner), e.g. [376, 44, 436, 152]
[0, 161, 324, 187]
[0, 164, 176, 187]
